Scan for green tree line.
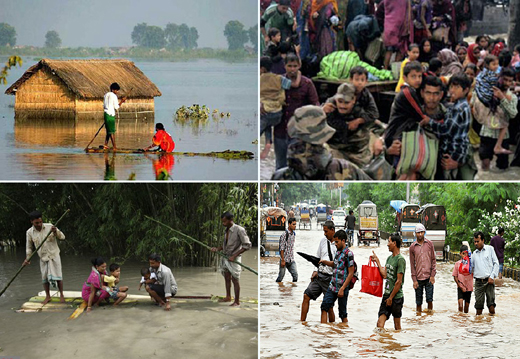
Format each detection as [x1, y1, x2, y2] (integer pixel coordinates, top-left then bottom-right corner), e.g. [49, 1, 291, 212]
[0, 183, 257, 267]
[275, 182, 520, 265]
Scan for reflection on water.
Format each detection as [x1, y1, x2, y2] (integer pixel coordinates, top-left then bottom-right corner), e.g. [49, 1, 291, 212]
[0, 248, 258, 359]
[260, 220, 520, 358]
[1, 60, 258, 180]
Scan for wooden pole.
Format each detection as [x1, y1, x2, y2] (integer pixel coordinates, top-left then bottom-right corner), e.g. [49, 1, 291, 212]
[0, 209, 70, 298]
[145, 216, 258, 275]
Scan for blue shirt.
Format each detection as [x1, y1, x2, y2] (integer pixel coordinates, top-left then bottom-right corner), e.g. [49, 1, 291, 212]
[471, 244, 499, 279]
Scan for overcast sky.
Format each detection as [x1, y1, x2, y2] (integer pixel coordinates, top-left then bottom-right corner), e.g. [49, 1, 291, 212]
[1, 0, 258, 48]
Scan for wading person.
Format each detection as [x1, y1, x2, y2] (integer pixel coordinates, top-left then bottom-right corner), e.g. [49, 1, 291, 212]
[472, 231, 499, 315]
[103, 82, 126, 150]
[211, 212, 252, 306]
[371, 234, 406, 330]
[146, 253, 177, 311]
[143, 123, 176, 152]
[490, 227, 505, 280]
[276, 217, 298, 282]
[452, 244, 473, 313]
[409, 223, 436, 313]
[346, 210, 356, 244]
[319, 230, 356, 324]
[23, 210, 66, 304]
[301, 220, 337, 322]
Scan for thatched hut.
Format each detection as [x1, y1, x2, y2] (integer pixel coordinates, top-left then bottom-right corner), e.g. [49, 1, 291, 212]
[5, 59, 161, 123]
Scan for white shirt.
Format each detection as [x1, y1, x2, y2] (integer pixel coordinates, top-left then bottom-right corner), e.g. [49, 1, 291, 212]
[140, 272, 157, 284]
[472, 244, 499, 280]
[316, 236, 337, 275]
[103, 91, 119, 116]
[26, 223, 65, 262]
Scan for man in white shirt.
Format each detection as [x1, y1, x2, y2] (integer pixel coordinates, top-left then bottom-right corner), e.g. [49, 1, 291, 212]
[472, 231, 499, 315]
[22, 210, 66, 304]
[103, 82, 126, 150]
[300, 220, 337, 321]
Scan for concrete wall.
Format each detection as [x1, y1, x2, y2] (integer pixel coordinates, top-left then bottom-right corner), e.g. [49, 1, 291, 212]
[446, 251, 520, 281]
[469, 6, 509, 36]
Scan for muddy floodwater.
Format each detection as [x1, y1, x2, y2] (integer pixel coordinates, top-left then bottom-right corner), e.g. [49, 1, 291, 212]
[260, 220, 520, 358]
[0, 248, 258, 359]
[0, 59, 258, 180]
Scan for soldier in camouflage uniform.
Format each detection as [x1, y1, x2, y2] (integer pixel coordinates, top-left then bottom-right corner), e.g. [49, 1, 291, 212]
[322, 82, 374, 167]
[272, 105, 371, 180]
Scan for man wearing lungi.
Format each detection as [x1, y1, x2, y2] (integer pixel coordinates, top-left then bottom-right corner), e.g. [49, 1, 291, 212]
[23, 210, 66, 304]
[211, 212, 252, 307]
[103, 82, 126, 150]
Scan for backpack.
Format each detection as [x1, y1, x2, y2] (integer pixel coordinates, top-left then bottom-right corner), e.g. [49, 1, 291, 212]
[346, 248, 359, 289]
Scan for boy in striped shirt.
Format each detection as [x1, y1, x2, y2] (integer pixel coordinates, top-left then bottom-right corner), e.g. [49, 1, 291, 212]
[319, 230, 356, 323]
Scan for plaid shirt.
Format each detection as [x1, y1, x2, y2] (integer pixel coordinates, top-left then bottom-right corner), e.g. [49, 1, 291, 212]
[429, 98, 470, 164]
[328, 247, 355, 293]
[279, 230, 296, 263]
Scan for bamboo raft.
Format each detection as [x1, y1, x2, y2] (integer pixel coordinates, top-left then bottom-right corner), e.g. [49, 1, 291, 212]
[16, 290, 258, 315]
[85, 146, 255, 160]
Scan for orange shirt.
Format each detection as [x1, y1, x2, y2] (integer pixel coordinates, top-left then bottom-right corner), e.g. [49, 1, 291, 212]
[153, 130, 175, 152]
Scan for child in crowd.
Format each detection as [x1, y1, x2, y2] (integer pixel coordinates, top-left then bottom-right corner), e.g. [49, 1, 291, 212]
[511, 44, 520, 67]
[139, 267, 157, 291]
[426, 58, 442, 77]
[475, 55, 512, 155]
[319, 230, 356, 324]
[384, 61, 424, 179]
[264, 27, 284, 73]
[106, 263, 128, 306]
[349, 66, 379, 126]
[422, 73, 472, 180]
[396, 44, 421, 92]
[260, 56, 292, 160]
[452, 244, 473, 313]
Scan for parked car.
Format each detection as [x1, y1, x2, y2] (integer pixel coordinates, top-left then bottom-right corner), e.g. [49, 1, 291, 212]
[332, 210, 346, 229]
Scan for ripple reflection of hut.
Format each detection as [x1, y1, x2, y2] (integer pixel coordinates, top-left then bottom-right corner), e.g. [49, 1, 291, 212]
[5, 59, 161, 123]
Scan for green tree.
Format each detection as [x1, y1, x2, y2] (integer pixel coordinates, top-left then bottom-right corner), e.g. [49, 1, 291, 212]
[278, 183, 320, 207]
[131, 23, 166, 48]
[44, 30, 61, 48]
[248, 24, 258, 52]
[0, 23, 16, 47]
[1, 55, 22, 85]
[188, 26, 199, 50]
[164, 23, 181, 50]
[223, 20, 248, 50]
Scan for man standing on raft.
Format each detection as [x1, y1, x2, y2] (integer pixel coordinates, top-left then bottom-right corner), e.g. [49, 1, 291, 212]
[103, 82, 126, 150]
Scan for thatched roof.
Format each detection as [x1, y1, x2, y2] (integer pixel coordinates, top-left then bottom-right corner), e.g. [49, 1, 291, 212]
[5, 59, 161, 98]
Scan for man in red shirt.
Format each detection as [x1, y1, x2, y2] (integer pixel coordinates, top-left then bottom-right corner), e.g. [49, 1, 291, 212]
[409, 223, 437, 313]
[144, 123, 175, 152]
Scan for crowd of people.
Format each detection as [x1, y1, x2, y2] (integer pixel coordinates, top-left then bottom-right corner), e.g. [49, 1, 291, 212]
[277, 219, 501, 329]
[260, 0, 520, 180]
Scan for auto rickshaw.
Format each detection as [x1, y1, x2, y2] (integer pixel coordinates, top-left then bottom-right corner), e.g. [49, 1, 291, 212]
[417, 204, 446, 260]
[400, 203, 421, 247]
[357, 200, 380, 246]
[316, 203, 327, 227]
[299, 202, 311, 230]
[260, 206, 287, 257]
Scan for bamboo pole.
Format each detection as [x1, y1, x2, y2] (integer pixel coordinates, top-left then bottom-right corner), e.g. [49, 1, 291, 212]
[145, 216, 258, 275]
[0, 209, 70, 298]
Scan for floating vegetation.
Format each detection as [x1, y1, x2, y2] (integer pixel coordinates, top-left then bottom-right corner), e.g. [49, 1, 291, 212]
[174, 104, 231, 127]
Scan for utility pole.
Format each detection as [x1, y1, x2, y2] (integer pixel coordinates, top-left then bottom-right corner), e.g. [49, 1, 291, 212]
[406, 183, 410, 203]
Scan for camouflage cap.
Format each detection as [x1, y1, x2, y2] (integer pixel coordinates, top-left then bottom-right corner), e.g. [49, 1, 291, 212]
[333, 83, 356, 103]
[287, 105, 336, 145]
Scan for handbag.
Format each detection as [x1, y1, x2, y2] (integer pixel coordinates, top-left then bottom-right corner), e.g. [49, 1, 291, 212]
[360, 259, 383, 297]
[364, 37, 383, 64]
[362, 153, 394, 180]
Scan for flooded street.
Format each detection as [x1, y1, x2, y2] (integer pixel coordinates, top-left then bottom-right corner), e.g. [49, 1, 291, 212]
[0, 248, 258, 358]
[0, 59, 258, 180]
[260, 220, 520, 358]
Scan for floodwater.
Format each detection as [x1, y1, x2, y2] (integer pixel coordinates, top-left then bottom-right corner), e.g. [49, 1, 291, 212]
[0, 59, 258, 180]
[260, 219, 520, 358]
[0, 248, 258, 359]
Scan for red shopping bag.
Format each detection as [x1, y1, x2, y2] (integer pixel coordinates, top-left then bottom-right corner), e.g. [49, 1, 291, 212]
[360, 259, 383, 297]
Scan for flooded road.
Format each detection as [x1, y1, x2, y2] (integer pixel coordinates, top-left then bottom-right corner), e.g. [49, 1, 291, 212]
[0, 59, 258, 180]
[260, 220, 520, 358]
[0, 248, 258, 358]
